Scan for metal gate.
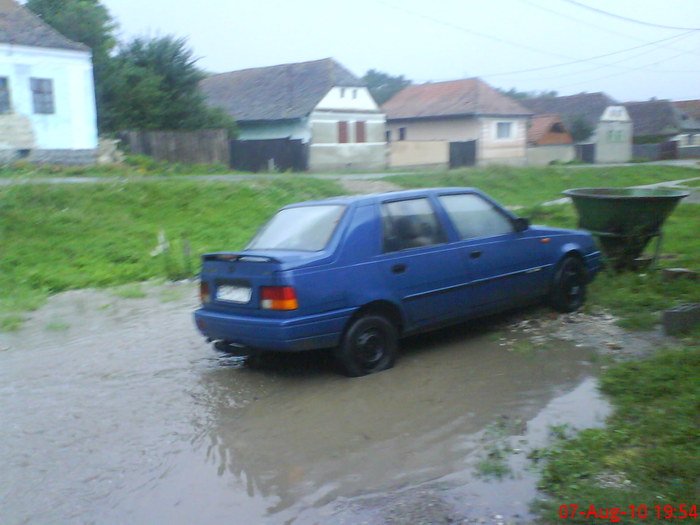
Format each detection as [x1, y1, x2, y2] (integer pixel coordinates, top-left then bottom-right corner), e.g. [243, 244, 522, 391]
[229, 139, 309, 172]
[575, 143, 595, 163]
[449, 140, 477, 168]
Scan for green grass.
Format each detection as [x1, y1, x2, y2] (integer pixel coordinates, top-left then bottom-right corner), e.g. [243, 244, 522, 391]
[531, 345, 700, 524]
[0, 177, 344, 323]
[0, 155, 238, 178]
[391, 164, 698, 207]
[112, 284, 148, 299]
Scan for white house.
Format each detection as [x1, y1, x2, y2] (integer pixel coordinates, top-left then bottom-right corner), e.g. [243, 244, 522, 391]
[200, 58, 386, 172]
[0, 0, 98, 164]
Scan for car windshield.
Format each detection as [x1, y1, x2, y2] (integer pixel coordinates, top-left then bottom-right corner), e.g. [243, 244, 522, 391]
[246, 205, 346, 251]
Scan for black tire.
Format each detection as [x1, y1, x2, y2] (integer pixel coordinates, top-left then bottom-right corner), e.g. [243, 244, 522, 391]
[335, 315, 398, 377]
[549, 256, 588, 313]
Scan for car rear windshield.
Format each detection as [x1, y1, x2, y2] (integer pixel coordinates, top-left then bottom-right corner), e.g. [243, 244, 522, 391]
[246, 205, 346, 251]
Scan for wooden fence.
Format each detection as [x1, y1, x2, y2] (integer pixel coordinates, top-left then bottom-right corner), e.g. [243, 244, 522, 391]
[120, 129, 230, 165]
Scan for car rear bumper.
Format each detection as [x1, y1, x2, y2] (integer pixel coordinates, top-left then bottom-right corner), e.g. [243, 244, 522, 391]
[193, 307, 354, 352]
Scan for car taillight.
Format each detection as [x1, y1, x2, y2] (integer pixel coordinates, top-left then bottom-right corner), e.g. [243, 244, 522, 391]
[200, 281, 211, 303]
[261, 286, 298, 310]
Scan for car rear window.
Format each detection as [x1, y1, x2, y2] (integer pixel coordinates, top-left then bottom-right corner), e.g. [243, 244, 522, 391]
[246, 205, 346, 251]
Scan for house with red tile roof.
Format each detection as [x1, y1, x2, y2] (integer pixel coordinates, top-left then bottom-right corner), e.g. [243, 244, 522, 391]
[0, 0, 98, 164]
[526, 114, 575, 165]
[382, 78, 531, 167]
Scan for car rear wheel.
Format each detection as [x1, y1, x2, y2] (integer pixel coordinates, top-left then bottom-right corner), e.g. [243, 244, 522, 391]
[549, 256, 587, 313]
[335, 315, 398, 377]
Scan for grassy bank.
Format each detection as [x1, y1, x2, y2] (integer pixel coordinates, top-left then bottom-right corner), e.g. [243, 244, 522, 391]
[0, 177, 343, 328]
[1, 164, 698, 330]
[393, 164, 697, 208]
[531, 342, 700, 523]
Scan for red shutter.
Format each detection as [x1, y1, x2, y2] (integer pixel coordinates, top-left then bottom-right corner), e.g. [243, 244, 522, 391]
[355, 121, 366, 143]
[338, 121, 348, 143]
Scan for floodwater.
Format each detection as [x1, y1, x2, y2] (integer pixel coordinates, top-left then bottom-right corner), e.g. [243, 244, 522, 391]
[0, 282, 610, 524]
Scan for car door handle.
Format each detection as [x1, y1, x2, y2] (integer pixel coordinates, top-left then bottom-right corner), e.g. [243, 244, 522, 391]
[470, 250, 482, 259]
[391, 264, 407, 274]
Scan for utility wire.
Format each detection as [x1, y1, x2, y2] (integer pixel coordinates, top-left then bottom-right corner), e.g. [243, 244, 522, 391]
[480, 30, 697, 77]
[561, 0, 700, 31]
[523, 0, 698, 55]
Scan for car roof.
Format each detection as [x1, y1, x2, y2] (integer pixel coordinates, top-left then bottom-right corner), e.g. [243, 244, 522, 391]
[282, 187, 483, 208]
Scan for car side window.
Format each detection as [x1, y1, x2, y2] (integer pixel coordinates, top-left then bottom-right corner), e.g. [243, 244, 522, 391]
[381, 198, 446, 253]
[438, 194, 514, 240]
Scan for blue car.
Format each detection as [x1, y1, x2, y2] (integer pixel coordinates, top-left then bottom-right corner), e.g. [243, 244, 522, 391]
[194, 188, 601, 376]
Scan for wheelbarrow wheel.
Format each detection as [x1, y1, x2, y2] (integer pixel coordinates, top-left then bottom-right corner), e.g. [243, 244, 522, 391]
[549, 256, 587, 313]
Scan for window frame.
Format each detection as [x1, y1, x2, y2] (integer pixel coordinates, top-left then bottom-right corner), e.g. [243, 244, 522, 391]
[31, 77, 55, 114]
[495, 121, 514, 140]
[438, 192, 515, 241]
[0, 77, 10, 114]
[380, 197, 447, 253]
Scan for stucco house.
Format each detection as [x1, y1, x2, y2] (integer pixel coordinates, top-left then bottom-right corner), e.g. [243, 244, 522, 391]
[526, 113, 575, 165]
[200, 58, 386, 172]
[520, 93, 632, 164]
[0, 0, 98, 164]
[382, 78, 532, 167]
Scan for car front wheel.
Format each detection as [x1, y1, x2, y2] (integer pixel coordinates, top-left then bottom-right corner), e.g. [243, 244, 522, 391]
[549, 256, 587, 313]
[335, 315, 398, 377]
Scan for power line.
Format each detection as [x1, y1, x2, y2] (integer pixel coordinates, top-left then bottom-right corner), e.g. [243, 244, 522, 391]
[479, 30, 697, 77]
[561, 0, 700, 31]
[523, 0, 696, 54]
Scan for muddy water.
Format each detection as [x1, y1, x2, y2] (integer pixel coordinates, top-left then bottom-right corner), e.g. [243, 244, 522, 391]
[0, 283, 609, 524]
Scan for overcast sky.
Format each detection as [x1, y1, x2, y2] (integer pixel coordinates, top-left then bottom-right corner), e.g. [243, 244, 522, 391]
[99, 0, 700, 102]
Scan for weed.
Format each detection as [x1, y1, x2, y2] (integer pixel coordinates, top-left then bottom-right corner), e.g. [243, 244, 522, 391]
[46, 321, 70, 331]
[532, 346, 700, 523]
[0, 314, 25, 332]
[112, 284, 148, 299]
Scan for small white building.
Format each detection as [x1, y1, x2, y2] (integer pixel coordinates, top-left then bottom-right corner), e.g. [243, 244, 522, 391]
[200, 58, 386, 172]
[0, 0, 98, 164]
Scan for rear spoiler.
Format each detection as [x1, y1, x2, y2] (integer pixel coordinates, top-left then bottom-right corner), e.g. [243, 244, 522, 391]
[202, 252, 281, 263]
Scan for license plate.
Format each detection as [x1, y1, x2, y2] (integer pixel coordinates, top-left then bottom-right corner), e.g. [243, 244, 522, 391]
[217, 284, 252, 303]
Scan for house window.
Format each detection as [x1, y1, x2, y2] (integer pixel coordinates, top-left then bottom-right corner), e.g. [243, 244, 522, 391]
[338, 121, 349, 143]
[352, 89, 358, 99]
[496, 122, 513, 139]
[355, 121, 366, 143]
[0, 78, 9, 114]
[386, 130, 391, 143]
[340, 88, 345, 98]
[398, 127, 407, 141]
[31, 78, 54, 114]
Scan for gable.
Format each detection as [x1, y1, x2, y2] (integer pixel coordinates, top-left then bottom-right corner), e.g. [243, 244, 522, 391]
[200, 58, 365, 122]
[0, 0, 88, 52]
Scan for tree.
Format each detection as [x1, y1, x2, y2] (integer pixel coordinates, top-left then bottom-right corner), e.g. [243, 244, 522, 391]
[26, 1, 236, 136]
[104, 36, 237, 135]
[498, 87, 558, 100]
[26, 0, 117, 129]
[362, 69, 412, 105]
[568, 115, 594, 142]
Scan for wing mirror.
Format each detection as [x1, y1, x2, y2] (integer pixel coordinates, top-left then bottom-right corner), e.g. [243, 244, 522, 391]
[514, 217, 530, 232]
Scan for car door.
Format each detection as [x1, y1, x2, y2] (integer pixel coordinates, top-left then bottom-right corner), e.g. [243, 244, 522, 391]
[436, 192, 552, 311]
[377, 196, 471, 329]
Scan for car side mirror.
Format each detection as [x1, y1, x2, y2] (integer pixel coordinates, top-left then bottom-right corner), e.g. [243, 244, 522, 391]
[514, 217, 530, 232]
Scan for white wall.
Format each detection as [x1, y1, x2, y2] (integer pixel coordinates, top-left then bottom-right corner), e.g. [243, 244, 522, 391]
[315, 86, 381, 112]
[0, 44, 98, 151]
[237, 118, 311, 141]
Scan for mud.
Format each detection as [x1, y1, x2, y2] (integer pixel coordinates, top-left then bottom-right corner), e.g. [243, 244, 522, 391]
[1, 282, 612, 524]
